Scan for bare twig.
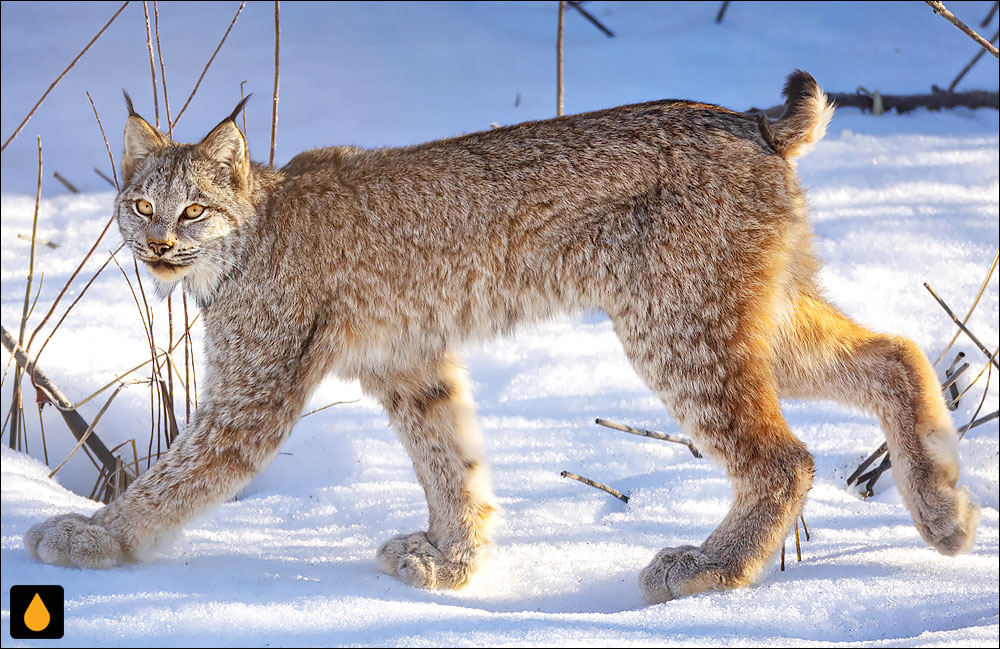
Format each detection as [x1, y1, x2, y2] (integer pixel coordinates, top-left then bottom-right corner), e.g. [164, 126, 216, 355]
[94, 167, 117, 189]
[846, 442, 888, 486]
[925, 1, 999, 58]
[240, 80, 249, 134]
[171, 1, 247, 129]
[948, 29, 999, 91]
[958, 362, 993, 441]
[932, 250, 997, 367]
[595, 417, 702, 458]
[557, 1, 565, 117]
[47, 383, 126, 480]
[300, 399, 360, 418]
[87, 91, 119, 189]
[948, 348, 999, 409]
[142, 1, 160, 128]
[984, 1, 999, 27]
[270, 1, 280, 166]
[567, 1, 615, 37]
[924, 283, 1000, 370]
[1, 1, 129, 153]
[17, 233, 59, 249]
[560, 470, 629, 503]
[52, 172, 79, 194]
[153, 1, 173, 137]
[715, 1, 731, 24]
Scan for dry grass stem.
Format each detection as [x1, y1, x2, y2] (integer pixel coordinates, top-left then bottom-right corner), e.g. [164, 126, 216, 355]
[171, 0, 247, 130]
[300, 399, 360, 418]
[270, 1, 280, 166]
[948, 29, 998, 91]
[87, 91, 120, 189]
[0, 1, 129, 153]
[556, 1, 565, 117]
[153, 1, 173, 137]
[94, 167, 118, 189]
[142, 1, 161, 128]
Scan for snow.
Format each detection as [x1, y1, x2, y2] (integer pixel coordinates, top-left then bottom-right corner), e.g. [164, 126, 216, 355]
[1, 1, 998, 646]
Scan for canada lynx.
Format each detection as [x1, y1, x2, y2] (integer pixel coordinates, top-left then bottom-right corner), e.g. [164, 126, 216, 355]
[26, 72, 978, 601]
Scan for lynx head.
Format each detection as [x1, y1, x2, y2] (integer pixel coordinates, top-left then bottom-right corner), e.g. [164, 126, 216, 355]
[114, 92, 255, 306]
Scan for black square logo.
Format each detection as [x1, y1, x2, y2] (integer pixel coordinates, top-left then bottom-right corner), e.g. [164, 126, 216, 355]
[9, 585, 64, 639]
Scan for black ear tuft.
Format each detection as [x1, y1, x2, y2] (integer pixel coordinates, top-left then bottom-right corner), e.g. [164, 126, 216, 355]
[227, 94, 252, 125]
[122, 89, 140, 117]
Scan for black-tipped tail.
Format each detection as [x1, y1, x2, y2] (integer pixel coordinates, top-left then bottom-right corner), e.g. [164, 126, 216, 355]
[762, 71, 834, 159]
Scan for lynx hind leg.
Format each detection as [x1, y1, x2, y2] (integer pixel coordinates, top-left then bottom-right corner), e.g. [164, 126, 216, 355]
[772, 291, 979, 555]
[613, 300, 815, 603]
[361, 353, 496, 589]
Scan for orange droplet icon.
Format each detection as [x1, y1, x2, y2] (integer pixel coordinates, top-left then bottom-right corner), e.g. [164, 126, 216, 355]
[24, 592, 51, 632]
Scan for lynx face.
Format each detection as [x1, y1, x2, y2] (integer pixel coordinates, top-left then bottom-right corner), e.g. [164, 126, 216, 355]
[114, 95, 254, 305]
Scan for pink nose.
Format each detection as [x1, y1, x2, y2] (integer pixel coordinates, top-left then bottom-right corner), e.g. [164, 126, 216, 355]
[147, 239, 173, 256]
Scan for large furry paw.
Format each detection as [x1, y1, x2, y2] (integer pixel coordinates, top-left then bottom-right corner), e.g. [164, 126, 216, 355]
[639, 545, 726, 603]
[376, 531, 478, 589]
[25, 513, 125, 569]
[914, 485, 980, 556]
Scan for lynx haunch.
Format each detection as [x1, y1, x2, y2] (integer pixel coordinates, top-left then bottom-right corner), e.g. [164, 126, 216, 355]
[26, 71, 978, 602]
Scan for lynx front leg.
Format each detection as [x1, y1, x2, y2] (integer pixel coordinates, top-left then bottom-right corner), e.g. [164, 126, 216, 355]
[361, 353, 496, 589]
[771, 291, 979, 555]
[25, 319, 329, 568]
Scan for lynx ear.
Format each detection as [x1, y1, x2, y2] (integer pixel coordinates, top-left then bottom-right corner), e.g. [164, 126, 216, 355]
[121, 91, 169, 183]
[196, 97, 252, 189]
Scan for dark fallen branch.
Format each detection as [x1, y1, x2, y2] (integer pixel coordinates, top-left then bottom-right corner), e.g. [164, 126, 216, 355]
[757, 89, 999, 118]
[2, 324, 120, 479]
[560, 470, 629, 503]
[595, 417, 702, 458]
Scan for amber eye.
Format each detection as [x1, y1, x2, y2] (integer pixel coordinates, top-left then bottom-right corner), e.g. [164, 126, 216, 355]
[133, 199, 153, 217]
[182, 204, 205, 220]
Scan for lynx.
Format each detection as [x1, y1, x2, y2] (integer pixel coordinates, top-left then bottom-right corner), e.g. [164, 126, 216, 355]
[25, 71, 978, 602]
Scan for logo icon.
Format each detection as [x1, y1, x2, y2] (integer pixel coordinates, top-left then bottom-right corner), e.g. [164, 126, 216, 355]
[10, 585, 64, 639]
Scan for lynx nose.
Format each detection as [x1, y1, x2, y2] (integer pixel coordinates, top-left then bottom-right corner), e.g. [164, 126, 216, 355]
[147, 238, 174, 257]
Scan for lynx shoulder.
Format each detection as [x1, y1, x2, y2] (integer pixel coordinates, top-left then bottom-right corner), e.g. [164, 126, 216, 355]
[25, 72, 978, 601]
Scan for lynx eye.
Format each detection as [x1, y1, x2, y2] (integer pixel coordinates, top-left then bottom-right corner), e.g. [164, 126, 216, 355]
[133, 199, 153, 218]
[182, 204, 205, 221]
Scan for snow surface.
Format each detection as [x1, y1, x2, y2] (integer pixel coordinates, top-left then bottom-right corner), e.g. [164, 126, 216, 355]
[1, 1, 998, 646]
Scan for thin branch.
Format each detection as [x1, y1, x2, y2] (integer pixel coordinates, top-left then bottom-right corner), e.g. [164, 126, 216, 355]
[595, 417, 702, 458]
[948, 29, 999, 91]
[171, 0, 247, 130]
[87, 91, 119, 189]
[924, 283, 1000, 370]
[932, 250, 997, 366]
[300, 399, 360, 419]
[1, 1, 130, 153]
[715, 1, 731, 24]
[560, 470, 629, 503]
[142, 1, 160, 129]
[556, 1, 565, 117]
[52, 172, 79, 194]
[94, 167, 117, 189]
[983, 1, 999, 27]
[153, 1, 173, 138]
[925, 1, 999, 58]
[566, 0, 615, 37]
[958, 362, 993, 441]
[270, 1, 280, 166]
[17, 233, 58, 249]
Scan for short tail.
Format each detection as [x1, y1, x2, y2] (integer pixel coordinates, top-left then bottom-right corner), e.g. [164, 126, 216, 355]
[760, 70, 834, 159]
